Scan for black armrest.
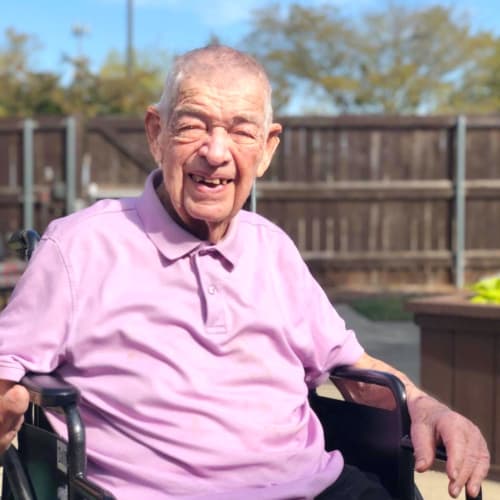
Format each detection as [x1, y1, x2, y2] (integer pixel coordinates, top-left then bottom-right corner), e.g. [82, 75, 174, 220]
[330, 366, 409, 417]
[20, 373, 87, 479]
[331, 365, 406, 395]
[13, 373, 117, 498]
[21, 373, 80, 408]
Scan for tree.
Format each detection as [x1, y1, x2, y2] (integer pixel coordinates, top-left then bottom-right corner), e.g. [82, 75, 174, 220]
[0, 27, 64, 116]
[441, 34, 500, 113]
[62, 54, 99, 116]
[0, 26, 171, 118]
[243, 1, 498, 114]
[0, 28, 39, 80]
[93, 48, 170, 116]
[243, 3, 358, 113]
[60, 47, 171, 117]
[354, 3, 490, 113]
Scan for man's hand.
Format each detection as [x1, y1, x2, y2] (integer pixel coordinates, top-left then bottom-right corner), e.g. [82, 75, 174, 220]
[351, 353, 490, 498]
[409, 393, 490, 499]
[0, 380, 30, 453]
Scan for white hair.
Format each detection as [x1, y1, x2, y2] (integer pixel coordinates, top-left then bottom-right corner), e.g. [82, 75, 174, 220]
[156, 45, 273, 131]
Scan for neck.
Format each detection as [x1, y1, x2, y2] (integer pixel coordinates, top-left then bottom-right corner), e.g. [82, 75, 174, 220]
[155, 183, 229, 244]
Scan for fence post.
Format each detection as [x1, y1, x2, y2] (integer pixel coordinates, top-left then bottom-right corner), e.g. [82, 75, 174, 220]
[22, 119, 36, 230]
[65, 116, 77, 214]
[454, 115, 467, 288]
[250, 182, 257, 212]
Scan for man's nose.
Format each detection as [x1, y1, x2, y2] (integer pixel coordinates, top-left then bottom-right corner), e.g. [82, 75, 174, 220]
[198, 128, 231, 166]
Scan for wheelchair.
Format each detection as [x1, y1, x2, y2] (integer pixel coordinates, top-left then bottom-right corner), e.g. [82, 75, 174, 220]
[1, 230, 482, 500]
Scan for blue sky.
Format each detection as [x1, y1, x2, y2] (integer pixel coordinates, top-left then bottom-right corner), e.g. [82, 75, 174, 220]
[2, 0, 500, 80]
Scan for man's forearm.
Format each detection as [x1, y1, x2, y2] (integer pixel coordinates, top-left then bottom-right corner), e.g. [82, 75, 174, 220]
[334, 352, 427, 411]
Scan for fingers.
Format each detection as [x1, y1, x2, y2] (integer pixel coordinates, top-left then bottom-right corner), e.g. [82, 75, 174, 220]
[464, 452, 489, 499]
[448, 454, 488, 499]
[409, 394, 490, 499]
[0, 382, 30, 453]
[442, 419, 490, 498]
[451, 430, 488, 497]
[440, 413, 467, 487]
[408, 395, 447, 472]
[410, 420, 436, 473]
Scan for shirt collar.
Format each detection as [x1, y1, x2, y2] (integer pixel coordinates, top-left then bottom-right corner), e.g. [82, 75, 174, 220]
[135, 169, 244, 267]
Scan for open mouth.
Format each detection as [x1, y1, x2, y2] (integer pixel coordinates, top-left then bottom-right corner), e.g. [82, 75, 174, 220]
[189, 174, 233, 187]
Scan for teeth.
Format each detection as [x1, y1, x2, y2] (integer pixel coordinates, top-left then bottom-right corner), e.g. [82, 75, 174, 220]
[191, 174, 229, 185]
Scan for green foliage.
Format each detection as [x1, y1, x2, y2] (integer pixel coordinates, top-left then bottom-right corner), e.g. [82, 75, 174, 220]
[244, 1, 500, 114]
[353, 4, 482, 113]
[440, 35, 500, 113]
[4, 1, 500, 117]
[470, 275, 500, 304]
[61, 49, 170, 117]
[0, 27, 171, 117]
[0, 28, 62, 117]
[243, 3, 358, 113]
[348, 295, 414, 321]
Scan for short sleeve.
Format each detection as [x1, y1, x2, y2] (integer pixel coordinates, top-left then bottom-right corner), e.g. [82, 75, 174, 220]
[301, 275, 364, 387]
[276, 238, 364, 388]
[0, 233, 74, 381]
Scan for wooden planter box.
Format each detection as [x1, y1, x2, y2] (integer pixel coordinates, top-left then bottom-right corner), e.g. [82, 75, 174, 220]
[407, 295, 500, 479]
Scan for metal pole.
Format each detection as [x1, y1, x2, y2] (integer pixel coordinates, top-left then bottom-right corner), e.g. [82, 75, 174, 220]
[22, 119, 35, 230]
[455, 115, 467, 288]
[250, 182, 257, 212]
[126, 0, 134, 78]
[66, 116, 77, 214]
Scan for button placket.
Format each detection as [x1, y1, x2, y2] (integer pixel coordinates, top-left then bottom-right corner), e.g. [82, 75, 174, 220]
[196, 250, 227, 334]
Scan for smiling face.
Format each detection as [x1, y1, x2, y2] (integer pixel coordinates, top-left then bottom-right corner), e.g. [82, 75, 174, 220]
[145, 65, 281, 243]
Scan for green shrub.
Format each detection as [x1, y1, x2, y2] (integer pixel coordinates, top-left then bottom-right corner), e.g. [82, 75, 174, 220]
[348, 295, 414, 321]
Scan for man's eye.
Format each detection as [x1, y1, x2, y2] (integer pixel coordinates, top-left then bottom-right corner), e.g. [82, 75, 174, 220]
[231, 129, 257, 143]
[178, 124, 202, 132]
[176, 123, 205, 138]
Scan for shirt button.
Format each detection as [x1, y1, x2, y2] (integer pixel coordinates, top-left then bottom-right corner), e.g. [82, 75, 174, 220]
[208, 285, 216, 295]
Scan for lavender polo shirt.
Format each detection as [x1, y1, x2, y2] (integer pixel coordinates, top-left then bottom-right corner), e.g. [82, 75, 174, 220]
[0, 170, 364, 499]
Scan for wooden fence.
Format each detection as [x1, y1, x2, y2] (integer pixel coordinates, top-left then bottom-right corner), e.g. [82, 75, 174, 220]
[1, 114, 500, 292]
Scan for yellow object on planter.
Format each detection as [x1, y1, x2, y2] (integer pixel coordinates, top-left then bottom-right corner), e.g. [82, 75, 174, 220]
[470, 275, 500, 304]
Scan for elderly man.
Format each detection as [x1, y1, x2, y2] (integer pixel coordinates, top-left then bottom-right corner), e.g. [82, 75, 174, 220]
[0, 45, 489, 499]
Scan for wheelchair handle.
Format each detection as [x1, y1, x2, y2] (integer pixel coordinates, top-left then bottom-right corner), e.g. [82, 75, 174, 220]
[330, 365, 411, 431]
[21, 373, 80, 408]
[7, 229, 40, 261]
[331, 366, 408, 403]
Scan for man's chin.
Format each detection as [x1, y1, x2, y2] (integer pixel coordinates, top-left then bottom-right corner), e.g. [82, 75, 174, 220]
[192, 215, 231, 227]
[186, 205, 234, 225]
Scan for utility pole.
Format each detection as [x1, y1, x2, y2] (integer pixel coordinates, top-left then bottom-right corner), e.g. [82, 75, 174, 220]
[126, 0, 134, 78]
[71, 24, 90, 56]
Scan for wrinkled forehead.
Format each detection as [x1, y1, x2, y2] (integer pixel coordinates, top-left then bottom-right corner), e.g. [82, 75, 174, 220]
[173, 68, 269, 119]
[179, 54, 269, 91]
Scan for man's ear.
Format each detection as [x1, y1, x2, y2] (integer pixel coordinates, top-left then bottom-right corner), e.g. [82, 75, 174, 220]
[144, 105, 163, 165]
[257, 122, 282, 178]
